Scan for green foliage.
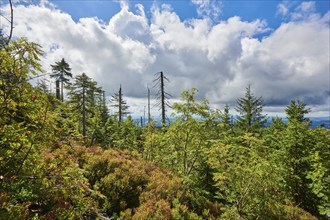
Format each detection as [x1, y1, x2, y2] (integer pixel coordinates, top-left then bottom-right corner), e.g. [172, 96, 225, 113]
[80, 147, 208, 219]
[0, 39, 98, 219]
[172, 88, 210, 119]
[1, 38, 326, 219]
[307, 128, 330, 215]
[142, 123, 162, 162]
[66, 72, 110, 145]
[286, 99, 311, 124]
[281, 118, 318, 214]
[220, 104, 232, 128]
[235, 84, 267, 132]
[111, 85, 129, 123]
[143, 89, 213, 183]
[207, 134, 287, 219]
[109, 115, 141, 151]
[50, 58, 72, 101]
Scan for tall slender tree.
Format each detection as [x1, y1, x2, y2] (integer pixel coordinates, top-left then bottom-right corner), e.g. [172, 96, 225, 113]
[0, 29, 7, 49]
[283, 101, 317, 214]
[0, 0, 13, 48]
[50, 58, 72, 101]
[100, 90, 109, 125]
[67, 73, 95, 137]
[55, 79, 61, 100]
[235, 84, 267, 132]
[147, 87, 151, 126]
[111, 85, 129, 123]
[221, 104, 232, 127]
[153, 71, 171, 126]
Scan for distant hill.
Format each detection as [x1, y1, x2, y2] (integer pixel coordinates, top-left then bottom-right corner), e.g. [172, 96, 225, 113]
[309, 117, 330, 128]
[141, 116, 330, 129]
[265, 117, 330, 128]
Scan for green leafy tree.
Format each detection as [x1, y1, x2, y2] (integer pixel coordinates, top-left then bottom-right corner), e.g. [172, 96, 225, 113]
[156, 89, 210, 176]
[235, 85, 267, 132]
[307, 127, 330, 215]
[50, 58, 72, 101]
[144, 89, 222, 202]
[110, 115, 140, 150]
[0, 0, 13, 48]
[0, 38, 43, 120]
[207, 134, 289, 219]
[0, 39, 47, 182]
[142, 122, 162, 161]
[0, 38, 99, 219]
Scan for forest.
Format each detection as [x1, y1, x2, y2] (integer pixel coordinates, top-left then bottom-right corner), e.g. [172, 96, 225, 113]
[0, 32, 330, 219]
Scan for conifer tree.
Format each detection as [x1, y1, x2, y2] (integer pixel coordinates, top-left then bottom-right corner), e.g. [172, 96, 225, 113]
[283, 100, 317, 214]
[55, 79, 61, 99]
[111, 85, 129, 123]
[221, 104, 232, 127]
[50, 58, 72, 101]
[67, 73, 96, 137]
[99, 90, 109, 125]
[285, 99, 311, 124]
[235, 84, 267, 132]
[148, 87, 151, 126]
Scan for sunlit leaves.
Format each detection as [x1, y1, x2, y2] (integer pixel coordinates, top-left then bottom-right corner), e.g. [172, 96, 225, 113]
[207, 134, 287, 219]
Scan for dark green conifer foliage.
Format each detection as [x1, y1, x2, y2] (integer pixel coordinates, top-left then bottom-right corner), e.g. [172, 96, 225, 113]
[283, 100, 318, 215]
[2, 36, 328, 219]
[50, 58, 72, 101]
[55, 79, 61, 99]
[67, 73, 96, 137]
[111, 85, 129, 124]
[221, 104, 231, 127]
[100, 90, 109, 125]
[147, 87, 151, 126]
[285, 99, 311, 124]
[235, 84, 267, 132]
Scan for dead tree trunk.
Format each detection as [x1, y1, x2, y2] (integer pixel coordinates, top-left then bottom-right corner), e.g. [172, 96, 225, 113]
[160, 72, 166, 125]
[55, 79, 60, 100]
[119, 85, 122, 123]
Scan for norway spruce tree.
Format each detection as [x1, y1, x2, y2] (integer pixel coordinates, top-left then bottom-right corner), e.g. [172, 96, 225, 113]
[285, 99, 311, 124]
[235, 85, 267, 132]
[111, 85, 129, 124]
[67, 73, 96, 137]
[50, 58, 72, 101]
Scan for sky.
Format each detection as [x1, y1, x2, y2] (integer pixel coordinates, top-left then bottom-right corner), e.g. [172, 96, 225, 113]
[0, 0, 329, 118]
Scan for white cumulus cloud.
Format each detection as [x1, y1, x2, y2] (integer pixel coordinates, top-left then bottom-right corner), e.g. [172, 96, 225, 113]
[191, 0, 222, 21]
[1, 1, 329, 117]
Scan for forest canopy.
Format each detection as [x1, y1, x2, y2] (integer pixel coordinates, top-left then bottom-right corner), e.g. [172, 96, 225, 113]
[0, 36, 329, 220]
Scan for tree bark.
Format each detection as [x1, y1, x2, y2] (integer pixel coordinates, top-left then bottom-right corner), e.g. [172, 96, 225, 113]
[160, 72, 166, 126]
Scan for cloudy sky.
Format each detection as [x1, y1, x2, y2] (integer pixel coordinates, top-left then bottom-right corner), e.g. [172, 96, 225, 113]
[1, 0, 329, 118]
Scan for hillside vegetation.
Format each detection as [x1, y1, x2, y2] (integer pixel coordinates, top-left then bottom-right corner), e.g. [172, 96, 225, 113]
[1, 38, 329, 219]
